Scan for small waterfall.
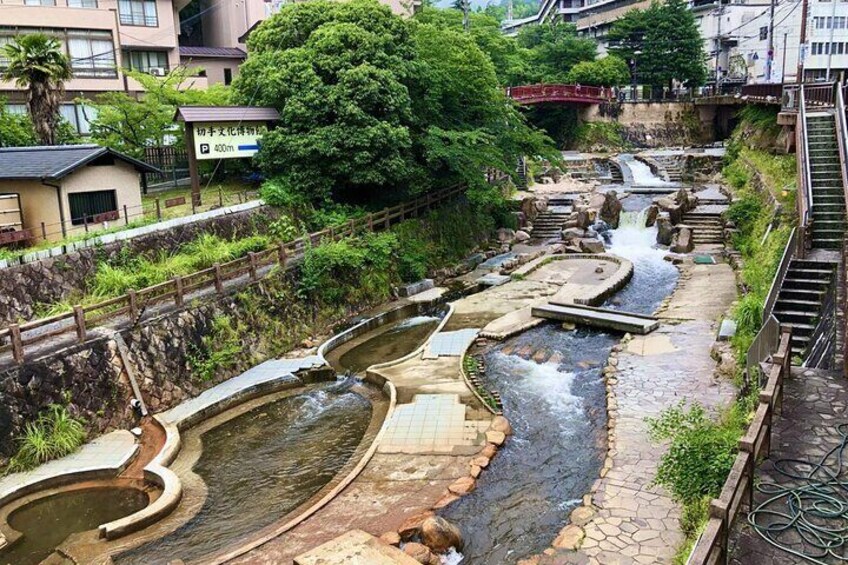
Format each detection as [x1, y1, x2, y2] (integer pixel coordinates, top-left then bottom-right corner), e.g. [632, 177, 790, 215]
[618, 154, 673, 187]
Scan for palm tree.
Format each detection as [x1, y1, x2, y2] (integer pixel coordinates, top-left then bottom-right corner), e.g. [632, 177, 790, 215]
[2, 33, 73, 146]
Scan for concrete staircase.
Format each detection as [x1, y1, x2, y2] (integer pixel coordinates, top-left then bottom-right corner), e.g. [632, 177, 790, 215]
[773, 259, 837, 357]
[649, 155, 684, 182]
[531, 207, 571, 239]
[681, 211, 724, 246]
[807, 114, 847, 249]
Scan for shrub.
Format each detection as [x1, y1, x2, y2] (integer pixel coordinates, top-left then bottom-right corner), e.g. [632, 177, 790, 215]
[188, 315, 244, 382]
[6, 405, 86, 473]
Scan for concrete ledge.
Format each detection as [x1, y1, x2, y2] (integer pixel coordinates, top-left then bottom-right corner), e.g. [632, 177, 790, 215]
[100, 466, 182, 540]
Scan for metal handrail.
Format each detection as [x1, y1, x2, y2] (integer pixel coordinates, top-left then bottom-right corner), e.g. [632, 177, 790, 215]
[798, 86, 814, 255]
[763, 227, 798, 322]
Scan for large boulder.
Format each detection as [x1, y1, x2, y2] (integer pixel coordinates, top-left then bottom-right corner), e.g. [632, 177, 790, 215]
[671, 225, 694, 253]
[420, 516, 463, 553]
[579, 238, 606, 254]
[645, 205, 659, 228]
[521, 197, 546, 223]
[496, 228, 515, 243]
[599, 191, 623, 229]
[514, 230, 531, 243]
[656, 213, 674, 246]
[562, 227, 587, 240]
[403, 542, 433, 564]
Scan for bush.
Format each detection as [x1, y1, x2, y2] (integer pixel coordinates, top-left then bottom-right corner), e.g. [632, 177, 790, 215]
[188, 315, 244, 382]
[6, 405, 86, 473]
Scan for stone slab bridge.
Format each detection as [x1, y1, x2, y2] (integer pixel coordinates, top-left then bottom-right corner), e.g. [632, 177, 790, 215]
[507, 84, 614, 105]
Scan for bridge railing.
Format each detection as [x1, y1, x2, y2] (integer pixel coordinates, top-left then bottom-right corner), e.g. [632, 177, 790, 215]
[507, 84, 613, 104]
[782, 82, 837, 111]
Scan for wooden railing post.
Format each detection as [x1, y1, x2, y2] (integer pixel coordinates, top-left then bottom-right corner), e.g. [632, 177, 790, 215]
[368, 214, 374, 232]
[708, 500, 728, 563]
[156, 198, 162, 221]
[73, 305, 86, 343]
[123, 204, 129, 225]
[400, 202, 406, 221]
[348, 218, 355, 235]
[213, 263, 223, 294]
[127, 290, 138, 322]
[174, 276, 184, 307]
[9, 324, 23, 364]
[248, 252, 258, 281]
[383, 208, 390, 229]
[277, 243, 287, 269]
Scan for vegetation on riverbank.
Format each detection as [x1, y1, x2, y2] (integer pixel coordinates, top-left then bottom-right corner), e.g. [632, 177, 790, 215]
[5, 404, 86, 474]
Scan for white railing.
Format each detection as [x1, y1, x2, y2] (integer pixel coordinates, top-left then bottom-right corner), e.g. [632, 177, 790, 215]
[798, 87, 814, 254]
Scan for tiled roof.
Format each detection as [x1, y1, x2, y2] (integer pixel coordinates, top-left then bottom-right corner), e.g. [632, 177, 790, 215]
[0, 144, 160, 181]
[175, 106, 280, 123]
[179, 46, 247, 59]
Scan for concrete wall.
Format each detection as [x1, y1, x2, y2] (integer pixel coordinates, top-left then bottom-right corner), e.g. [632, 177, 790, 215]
[183, 57, 240, 86]
[15, 181, 64, 241]
[579, 101, 716, 148]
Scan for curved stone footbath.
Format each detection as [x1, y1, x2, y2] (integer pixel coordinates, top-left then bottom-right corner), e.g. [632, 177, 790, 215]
[0, 484, 150, 565]
[440, 215, 679, 564]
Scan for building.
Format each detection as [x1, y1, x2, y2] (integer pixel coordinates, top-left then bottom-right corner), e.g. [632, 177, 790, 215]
[0, 0, 419, 139]
[0, 144, 158, 242]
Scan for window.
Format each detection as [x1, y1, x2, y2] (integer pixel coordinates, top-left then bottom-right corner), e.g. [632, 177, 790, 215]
[759, 26, 768, 40]
[68, 30, 116, 77]
[118, 0, 158, 27]
[24, 0, 55, 5]
[223, 68, 233, 85]
[69, 190, 117, 225]
[67, 0, 98, 7]
[124, 50, 168, 73]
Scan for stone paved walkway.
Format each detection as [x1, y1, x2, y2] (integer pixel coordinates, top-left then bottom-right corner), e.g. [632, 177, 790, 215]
[729, 367, 848, 565]
[532, 260, 738, 565]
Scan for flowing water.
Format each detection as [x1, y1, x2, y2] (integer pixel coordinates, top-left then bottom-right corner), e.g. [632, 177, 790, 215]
[333, 314, 443, 374]
[440, 213, 678, 564]
[0, 488, 149, 565]
[618, 154, 674, 187]
[115, 380, 375, 565]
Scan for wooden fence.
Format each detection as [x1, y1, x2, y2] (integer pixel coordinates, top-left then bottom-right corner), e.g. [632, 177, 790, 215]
[0, 185, 463, 365]
[687, 326, 793, 565]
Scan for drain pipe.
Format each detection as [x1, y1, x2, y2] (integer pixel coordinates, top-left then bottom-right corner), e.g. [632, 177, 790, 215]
[112, 332, 149, 417]
[41, 179, 67, 239]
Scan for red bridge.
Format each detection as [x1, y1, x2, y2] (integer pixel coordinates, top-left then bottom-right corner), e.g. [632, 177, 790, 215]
[507, 84, 614, 105]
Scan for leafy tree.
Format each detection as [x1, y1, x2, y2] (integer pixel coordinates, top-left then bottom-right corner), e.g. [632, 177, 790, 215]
[483, 0, 541, 22]
[0, 99, 79, 147]
[566, 55, 630, 86]
[2, 33, 72, 145]
[608, 0, 707, 89]
[516, 21, 596, 83]
[236, 0, 554, 206]
[86, 66, 230, 157]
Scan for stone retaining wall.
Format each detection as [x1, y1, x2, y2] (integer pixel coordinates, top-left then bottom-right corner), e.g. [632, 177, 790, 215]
[0, 205, 279, 325]
[580, 102, 714, 148]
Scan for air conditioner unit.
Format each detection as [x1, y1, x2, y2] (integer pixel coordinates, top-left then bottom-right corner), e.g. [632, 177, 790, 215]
[149, 67, 166, 77]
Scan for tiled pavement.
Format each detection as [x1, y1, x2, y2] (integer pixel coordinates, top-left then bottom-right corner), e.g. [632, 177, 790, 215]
[425, 329, 479, 358]
[0, 430, 137, 502]
[729, 367, 848, 565]
[378, 394, 489, 454]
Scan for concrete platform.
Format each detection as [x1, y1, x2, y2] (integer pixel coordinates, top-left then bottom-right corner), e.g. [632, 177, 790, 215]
[294, 529, 418, 565]
[531, 303, 659, 334]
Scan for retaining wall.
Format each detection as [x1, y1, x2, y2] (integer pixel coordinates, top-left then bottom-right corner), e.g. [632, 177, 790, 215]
[579, 102, 716, 147]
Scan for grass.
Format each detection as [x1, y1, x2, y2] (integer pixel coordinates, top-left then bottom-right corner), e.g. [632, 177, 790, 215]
[142, 179, 258, 221]
[5, 404, 86, 474]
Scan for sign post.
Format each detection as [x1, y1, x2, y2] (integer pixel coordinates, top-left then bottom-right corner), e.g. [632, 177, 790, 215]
[175, 107, 280, 209]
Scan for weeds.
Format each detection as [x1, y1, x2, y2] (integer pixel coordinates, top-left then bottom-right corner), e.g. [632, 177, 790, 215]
[6, 405, 86, 474]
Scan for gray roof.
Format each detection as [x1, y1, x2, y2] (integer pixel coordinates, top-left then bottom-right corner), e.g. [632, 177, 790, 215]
[179, 46, 247, 59]
[0, 145, 160, 181]
[175, 106, 280, 123]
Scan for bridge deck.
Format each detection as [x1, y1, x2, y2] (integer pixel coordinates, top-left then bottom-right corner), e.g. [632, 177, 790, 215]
[531, 303, 659, 334]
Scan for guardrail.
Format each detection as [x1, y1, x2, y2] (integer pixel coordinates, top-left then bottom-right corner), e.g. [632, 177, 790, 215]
[797, 87, 814, 255]
[834, 81, 848, 377]
[687, 327, 793, 565]
[0, 185, 464, 365]
[506, 84, 614, 105]
[782, 82, 837, 112]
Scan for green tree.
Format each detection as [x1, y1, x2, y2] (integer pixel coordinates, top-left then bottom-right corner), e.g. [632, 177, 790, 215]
[2, 33, 73, 145]
[516, 21, 597, 83]
[86, 66, 230, 157]
[566, 55, 630, 86]
[609, 0, 707, 90]
[236, 0, 554, 206]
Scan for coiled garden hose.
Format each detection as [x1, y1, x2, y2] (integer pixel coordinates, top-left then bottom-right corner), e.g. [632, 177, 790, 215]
[748, 423, 848, 563]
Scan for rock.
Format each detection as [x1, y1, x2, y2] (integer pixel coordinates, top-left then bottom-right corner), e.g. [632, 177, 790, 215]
[470, 464, 482, 478]
[552, 524, 585, 550]
[496, 228, 515, 243]
[645, 204, 659, 227]
[380, 531, 401, 546]
[656, 213, 674, 246]
[471, 455, 490, 468]
[671, 225, 694, 253]
[481, 443, 498, 459]
[420, 516, 463, 553]
[486, 430, 506, 446]
[448, 476, 476, 495]
[514, 230, 531, 243]
[399, 511, 434, 540]
[579, 238, 605, 254]
[599, 190, 623, 229]
[433, 492, 461, 509]
[490, 415, 512, 435]
[562, 227, 587, 240]
[562, 321, 576, 331]
[403, 542, 433, 564]
[569, 505, 596, 526]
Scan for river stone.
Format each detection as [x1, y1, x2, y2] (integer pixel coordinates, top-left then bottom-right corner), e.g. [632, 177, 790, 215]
[403, 542, 433, 564]
[398, 511, 434, 540]
[380, 531, 401, 546]
[600, 190, 623, 229]
[486, 430, 506, 446]
[569, 505, 596, 526]
[420, 516, 463, 553]
[671, 225, 694, 253]
[553, 524, 584, 550]
[471, 455, 490, 468]
[656, 214, 674, 245]
[470, 464, 482, 478]
[433, 492, 461, 509]
[448, 476, 476, 495]
[514, 230, 531, 242]
[645, 204, 659, 227]
[481, 443, 498, 459]
[579, 238, 605, 254]
[497, 228, 516, 243]
[490, 415, 512, 436]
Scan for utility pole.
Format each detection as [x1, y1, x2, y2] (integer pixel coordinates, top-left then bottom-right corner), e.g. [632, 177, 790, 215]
[781, 31, 788, 84]
[462, 0, 470, 31]
[797, 0, 809, 83]
[714, 3, 723, 92]
[766, 0, 776, 82]
[826, 0, 838, 80]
